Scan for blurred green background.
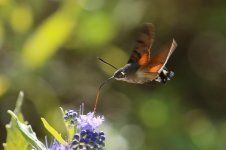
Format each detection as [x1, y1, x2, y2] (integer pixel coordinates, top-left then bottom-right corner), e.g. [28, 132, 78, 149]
[1, 0, 226, 149]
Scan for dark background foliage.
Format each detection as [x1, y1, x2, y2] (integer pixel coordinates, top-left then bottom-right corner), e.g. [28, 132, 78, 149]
[1, 0, 226, 149]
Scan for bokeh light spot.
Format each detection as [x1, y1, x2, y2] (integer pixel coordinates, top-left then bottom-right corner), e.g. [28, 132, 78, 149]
[120, 124, 145, 150]
[139, 99, 169, 128]
[10, 5, 33, 33]
[113, 0, 146, 29]
[185, 110, 217, 149]
[78, 12, 116, 47]
[103, 123, 129, 150]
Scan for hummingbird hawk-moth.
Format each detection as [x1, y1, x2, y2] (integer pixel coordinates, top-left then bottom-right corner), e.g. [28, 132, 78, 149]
[102, 23, 177, 84]
[93, 23, 177, 112]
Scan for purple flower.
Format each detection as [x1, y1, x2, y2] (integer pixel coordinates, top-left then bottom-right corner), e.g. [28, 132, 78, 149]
[46, 139, 71, 150]
[77, 112, 104, 131]
[45, 109, 106, 150]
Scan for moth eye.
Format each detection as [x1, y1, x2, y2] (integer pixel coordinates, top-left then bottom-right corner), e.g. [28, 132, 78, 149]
[117, 71, 125, 78]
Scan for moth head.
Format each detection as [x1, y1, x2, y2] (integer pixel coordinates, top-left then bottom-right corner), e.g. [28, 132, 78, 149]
[113, 69, 126, 79]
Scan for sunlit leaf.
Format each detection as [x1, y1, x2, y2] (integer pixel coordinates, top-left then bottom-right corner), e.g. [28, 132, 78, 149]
[139, 98, 169, 127]
[3, 91, 30, 150]
[7, 110, 46, 150]
[41, 117, 67, 145]
[60, 107, 74, 142]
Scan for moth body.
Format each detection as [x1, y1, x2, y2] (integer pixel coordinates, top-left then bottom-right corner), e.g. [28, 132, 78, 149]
[111, 23, 177, 85]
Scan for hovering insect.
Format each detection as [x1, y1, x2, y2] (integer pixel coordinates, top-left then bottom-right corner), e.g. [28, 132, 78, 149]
[100, 23, 177, 84]
[93, 23, 177, 112]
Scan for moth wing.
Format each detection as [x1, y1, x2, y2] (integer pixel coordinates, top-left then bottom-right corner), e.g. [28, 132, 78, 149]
[128, 23, 155, 65]
[136, 71, 159, 81]
[147, 39, 177, 73]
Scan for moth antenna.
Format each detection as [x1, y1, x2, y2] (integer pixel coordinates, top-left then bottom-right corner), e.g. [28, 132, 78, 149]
[93, 76, 114, 112]
[97, 57, 118, 70]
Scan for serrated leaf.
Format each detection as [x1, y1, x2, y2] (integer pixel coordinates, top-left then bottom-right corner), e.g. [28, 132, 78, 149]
[41, 117, 67, 145]
[3, 91, 30, 150]
[8, 111, 46, 150]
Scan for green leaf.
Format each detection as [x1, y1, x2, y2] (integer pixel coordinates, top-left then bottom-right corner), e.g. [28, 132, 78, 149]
[7, 111, 46, 150]
[60, 107, 75, 142]
[41, 117, 67, 145]
[3, 91, 30, 150]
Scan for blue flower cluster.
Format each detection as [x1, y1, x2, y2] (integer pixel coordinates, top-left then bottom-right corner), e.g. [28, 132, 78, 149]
[64, 109, 78, 126]
[72, 130, 105, 150]
[47, 108, 105, 150]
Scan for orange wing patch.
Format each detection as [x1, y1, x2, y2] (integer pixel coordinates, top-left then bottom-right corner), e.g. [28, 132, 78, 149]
[138, 53, 149, 65]
[148, 39, 177, 73]
[128, 23, 155, 64]
[148, 64, 163, 73]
